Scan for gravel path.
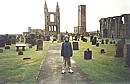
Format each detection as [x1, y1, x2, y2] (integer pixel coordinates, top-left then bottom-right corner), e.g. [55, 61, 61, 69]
[35, 43, 93, 84]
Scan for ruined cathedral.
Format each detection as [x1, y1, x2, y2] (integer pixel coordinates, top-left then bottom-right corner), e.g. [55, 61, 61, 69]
[44, 1, 60, 36]
[99, 14, 130, 39]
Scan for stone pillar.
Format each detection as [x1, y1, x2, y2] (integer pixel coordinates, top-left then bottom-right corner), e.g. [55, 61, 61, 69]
[123, 14, 130, 39]
[115, 39, 125, 57]
[57, 34, 61, 43]
[114, 16, 123, 38]
[126, 44, 130, 67]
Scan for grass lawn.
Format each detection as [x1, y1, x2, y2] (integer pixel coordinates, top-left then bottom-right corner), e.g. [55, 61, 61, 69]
[72, 38, 130, 84]
[0, 42, 48, 84]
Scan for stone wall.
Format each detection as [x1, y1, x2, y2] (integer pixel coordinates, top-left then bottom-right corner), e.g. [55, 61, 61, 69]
[99, 14, 130, 39]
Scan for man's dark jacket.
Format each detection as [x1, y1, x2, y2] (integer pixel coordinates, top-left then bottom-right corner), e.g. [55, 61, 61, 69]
[61, 41, 73, 57]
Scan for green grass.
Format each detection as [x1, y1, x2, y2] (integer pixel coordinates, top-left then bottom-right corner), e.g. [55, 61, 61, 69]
[0, 42, 48, 84]
[72, 38, 130, 84]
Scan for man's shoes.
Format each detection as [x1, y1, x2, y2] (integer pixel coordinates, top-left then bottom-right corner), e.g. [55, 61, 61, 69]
[61, 70, 66, 74]
[68, 68, 74, 73]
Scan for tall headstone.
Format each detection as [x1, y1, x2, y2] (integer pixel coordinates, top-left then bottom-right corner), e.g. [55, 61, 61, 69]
[21, 37, 24, 42]
[115, 40, 125, 57]
[101, 39, 104, 44]
[0, 39, 5, 47]
[73, 42, 79, 50]
[92, 39, 96, 45]
[36, 39, 43, 50]
[126, 44, 130, 67]
[84, 48, 92, 60]
[81, 35, 84, 40]
[90, 35, 93, 42]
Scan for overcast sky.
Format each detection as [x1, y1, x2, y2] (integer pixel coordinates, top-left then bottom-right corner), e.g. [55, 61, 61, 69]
[0, 0, 130, 34]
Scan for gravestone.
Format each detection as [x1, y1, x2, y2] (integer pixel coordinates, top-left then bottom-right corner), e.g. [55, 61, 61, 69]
[36, 39, 43, 50]
[6, 39, 11, 45]
[83, 38, 87, 42]
[23, 58, 31, 60]
[11, 39, 16, 44]
[74, 35, 77, 41]
[100, 49, 105, 53]
[25, 37, 30, 43]
[105, 39, 109, 44]
[84, 48, 92, 60]
[73, 42, 79, 50]
[21, 37, 24, 42]
[115, 40, 125, 57]
[0, 39, 5, 47]
[18, 51, 23, 55]
[96, 43, 99, 47]
[28, 44, 32, 48]
[101, 39, 104, 44]
[113, 41, 116, 44]
[5, 46, 10, 49]
[0, 49, 3, 53]
[126, 44, 130, 67]
[110, 41, 112, 44]
[90, 36, 93, 42]
[29, 39, 36, 46]
[81, 35, 84, 40]
[94, 37, 97, 42]
[92, 39, 96, 45]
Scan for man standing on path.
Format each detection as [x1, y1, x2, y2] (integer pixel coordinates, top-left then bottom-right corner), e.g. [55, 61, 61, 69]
[61, 36, 74, 74]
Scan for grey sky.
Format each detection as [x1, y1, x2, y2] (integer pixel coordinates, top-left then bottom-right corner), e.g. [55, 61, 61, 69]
[0, 0, 130, 34]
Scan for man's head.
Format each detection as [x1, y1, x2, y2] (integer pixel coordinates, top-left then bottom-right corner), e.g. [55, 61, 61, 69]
[64, 36, 69, 42]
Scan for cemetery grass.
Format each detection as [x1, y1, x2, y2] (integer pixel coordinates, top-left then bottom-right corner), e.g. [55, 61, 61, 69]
[72, 39, 130, 84]
[0, 42, 48, 84]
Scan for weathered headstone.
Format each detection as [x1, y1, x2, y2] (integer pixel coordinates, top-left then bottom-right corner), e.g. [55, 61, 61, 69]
[100, 49, 105, 53]
[0, 49, 3, 53]
[126, 44, 130, 67]
[23, 58, 31, 60]
[110, 41, 112, 44]
[92, 39, 96, 45]
[5, 46, 10, 49]
[6, 39, 11, 45]
[0, 39, 5, 47]
[113, 41, 116, 44]
[21, 37, 24, 42]
[73, 42, 79, 50]
[101, 39, 104, 44]
[18, 51, 23, 55]
[90, 36, 93, 42]
[84, 48, 92, 60]
[11, 39, 16, 44]
[81, 35, 84, 40]
[28, 44, 32, 48]
[29, 39, 36, 46]
[83, 38, 87, 42]
[36, 39, 43, 50]
[115, 40, 125, 57]
[96, 43, 99, 47]
[75, 35, 77, 41]
[105, 39, 109, 44]
[94, 37, 97, 42]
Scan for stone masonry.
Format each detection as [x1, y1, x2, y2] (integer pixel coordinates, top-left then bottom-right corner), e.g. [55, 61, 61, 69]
[99, 14, 130, 39]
